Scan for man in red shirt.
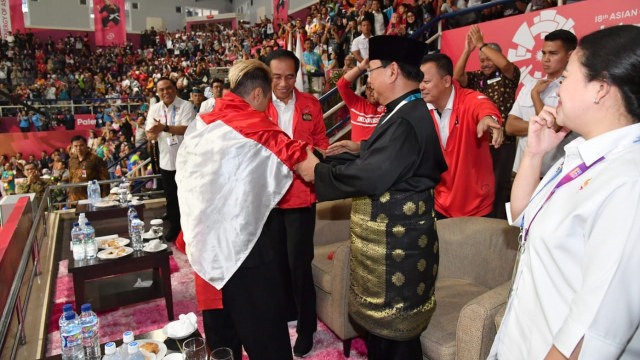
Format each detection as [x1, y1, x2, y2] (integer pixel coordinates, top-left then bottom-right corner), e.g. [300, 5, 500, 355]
[336, 58, 386, 142]
[264, 49, 329, 357]
[420, 53, 504, 218]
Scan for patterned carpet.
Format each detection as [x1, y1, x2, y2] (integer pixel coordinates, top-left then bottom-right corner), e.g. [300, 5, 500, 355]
[46, 243, 368, 359]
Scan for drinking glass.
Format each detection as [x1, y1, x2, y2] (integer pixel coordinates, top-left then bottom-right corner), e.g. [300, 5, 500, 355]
[210, 347, 233, 360]
[118, 188, 128, 207]
[183, 337, 208, 360]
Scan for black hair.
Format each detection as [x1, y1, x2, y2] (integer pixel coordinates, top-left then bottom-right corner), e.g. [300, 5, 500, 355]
[421, 53, 454, 77]
[70, 135, 87, 144]
[265, 49, 300, 73]
[156, 77, 177, 89]
[231, 67, 272, 99]
[579, 25, 640, 123]
[544, 29, 578, 53]
[380, 60, 424, 83]
[211, 78, 224, 85]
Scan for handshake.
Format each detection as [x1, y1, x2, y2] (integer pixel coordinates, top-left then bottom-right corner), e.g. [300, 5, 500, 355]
[294, 140, 361, 183]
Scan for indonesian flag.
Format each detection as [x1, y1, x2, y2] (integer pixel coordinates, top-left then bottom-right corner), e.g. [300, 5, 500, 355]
[295, 32, 306, 92]
[175, 92, 308, 289]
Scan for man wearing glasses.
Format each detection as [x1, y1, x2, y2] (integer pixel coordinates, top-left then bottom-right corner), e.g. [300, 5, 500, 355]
[297, 36, 447, 360]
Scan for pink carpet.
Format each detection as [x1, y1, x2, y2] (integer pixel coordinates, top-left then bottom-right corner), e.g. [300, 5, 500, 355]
[46, 244, 367, 359]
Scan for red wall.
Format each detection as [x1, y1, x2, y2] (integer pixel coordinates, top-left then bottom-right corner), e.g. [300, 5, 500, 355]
[0, 129, 93, 158]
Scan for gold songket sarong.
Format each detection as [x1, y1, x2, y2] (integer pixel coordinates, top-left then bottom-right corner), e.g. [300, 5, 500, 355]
[349, 189, 438, 340]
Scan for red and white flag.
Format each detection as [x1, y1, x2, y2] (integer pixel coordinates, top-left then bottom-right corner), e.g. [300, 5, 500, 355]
[175, 93, 308, 289]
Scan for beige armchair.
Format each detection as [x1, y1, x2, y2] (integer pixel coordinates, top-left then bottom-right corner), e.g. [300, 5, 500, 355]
[311, 199, 360, 357]
[420, 217, 519, 360]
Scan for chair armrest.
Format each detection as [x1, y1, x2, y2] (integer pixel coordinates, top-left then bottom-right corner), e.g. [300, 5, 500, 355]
[455, 281, 511, 360]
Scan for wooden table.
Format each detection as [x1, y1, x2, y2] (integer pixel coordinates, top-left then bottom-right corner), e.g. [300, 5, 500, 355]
[40, 328, 205, 360]
[75, 201, 145, 222]
[67, 246, 174, 321]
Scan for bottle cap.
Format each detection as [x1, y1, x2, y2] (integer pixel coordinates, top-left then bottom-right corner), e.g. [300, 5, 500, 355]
[62, 304, 73, 313]
[128, 341, 139, 354]
[133, 215, 139, 219]
[81, 303, 92, 312]
[129, 205, 134, 208]
[104, 342, 116, 355]
[123, 331, 134, 342]
[73, 222, 79, 227]
[64, 312, 76, 320]
[85, 221, 91, 226]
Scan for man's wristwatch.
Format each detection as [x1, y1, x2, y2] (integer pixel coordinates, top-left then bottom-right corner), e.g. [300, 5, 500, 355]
[163, 124, 170, 133]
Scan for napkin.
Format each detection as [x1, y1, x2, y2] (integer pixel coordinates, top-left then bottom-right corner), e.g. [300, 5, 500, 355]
[145, 239, 163, 251]
[166, 312, 197, 337]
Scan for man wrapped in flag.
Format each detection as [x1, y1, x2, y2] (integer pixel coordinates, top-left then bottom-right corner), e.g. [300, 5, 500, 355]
[175, 59, 315, 359]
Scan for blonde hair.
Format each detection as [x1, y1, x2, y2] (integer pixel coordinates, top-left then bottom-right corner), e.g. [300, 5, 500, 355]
[228, 60, 271, 90]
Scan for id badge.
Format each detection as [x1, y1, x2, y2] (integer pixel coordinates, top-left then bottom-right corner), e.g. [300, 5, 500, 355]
[82, 169, 87, 178]
[167, 135, 179, 147]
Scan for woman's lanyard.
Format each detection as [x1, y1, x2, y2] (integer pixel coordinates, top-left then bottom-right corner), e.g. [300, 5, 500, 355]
[378, 93, 422, 126]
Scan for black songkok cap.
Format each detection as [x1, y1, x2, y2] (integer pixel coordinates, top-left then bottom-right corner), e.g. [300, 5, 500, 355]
[369, 36, 426, 68]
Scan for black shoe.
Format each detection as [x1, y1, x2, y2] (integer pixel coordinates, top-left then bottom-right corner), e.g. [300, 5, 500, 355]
[293, 334, 314, 358]
[162, 213, 169, 220]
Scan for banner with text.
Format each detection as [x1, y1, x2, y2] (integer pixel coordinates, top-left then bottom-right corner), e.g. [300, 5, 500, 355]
[93, 0, 126, 47]
[75, 114, 97, 130]
[441, 0, 640, 88]
[0, 0, 25, 39]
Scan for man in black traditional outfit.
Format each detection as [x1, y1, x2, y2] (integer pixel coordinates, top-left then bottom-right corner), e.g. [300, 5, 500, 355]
[297, 36, 447, 359]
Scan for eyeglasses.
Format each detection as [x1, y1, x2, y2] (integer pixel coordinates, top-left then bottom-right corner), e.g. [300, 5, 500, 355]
[367, 65, 386, 75]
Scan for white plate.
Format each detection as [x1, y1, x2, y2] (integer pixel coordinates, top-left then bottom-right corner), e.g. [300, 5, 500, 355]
[143, 243, 168, 253]
[97, 246, 134, 259]
[162, 322, 197, 340]
[97, 237, 130, 249]
[120, 339, 167, 360]
[95, 200, 118, 208]
[140, 349, 156, 360]
[143, 231, 161, 240]
[162, 353, 184, 360]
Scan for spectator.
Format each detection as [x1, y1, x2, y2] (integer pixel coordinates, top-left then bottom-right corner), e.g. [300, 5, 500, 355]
[67, 135, 109, 203]
[62, 109, 75, 130]
[39, 150, 51, 171]
[17, 109, 30, 132]
[17, 162, 49, 201]
[1, 163, 16, 196]
[365, 0, 389, 36]
[351, 18, 372, 64]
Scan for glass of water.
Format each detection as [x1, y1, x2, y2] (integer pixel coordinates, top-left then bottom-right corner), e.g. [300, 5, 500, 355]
[183, 337, 208, 360]
[210, 347, 233, 360]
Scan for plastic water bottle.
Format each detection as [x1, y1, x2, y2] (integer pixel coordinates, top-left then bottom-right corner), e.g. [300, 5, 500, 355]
[71, 223, 86, 261]
[127, 205, 138, 239]
[126, 342, 145, 360]
[120, 331, 134, 360]
[83, 222, 97, 259]
[60, 312, 85, 360]
[59, 304, 74, 329]
[78, 214, 87, 229]
[80, 303, 101, 360]
[90, 180, 101, 206]
[102, 342, 121, 360]
[130, 216, 144, 251]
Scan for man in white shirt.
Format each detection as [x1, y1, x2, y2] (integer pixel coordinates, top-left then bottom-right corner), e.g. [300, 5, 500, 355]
[351, 18, 372, 64]
[366, 0, 388, 36]
[146, 77, 196, 242]
[506, 30, 579, 176]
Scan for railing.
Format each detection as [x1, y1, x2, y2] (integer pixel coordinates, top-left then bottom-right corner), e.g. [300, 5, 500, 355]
[0, 96, 146, 118]
[0, 173, 163, 359]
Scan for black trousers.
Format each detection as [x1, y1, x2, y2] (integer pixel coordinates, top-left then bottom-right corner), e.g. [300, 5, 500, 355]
[366, 333, 422, 360]
[160, 168, 180, 236]
[221, 210, 293, 360]
[491, 141, 516, 220]
[202, 309, 242, 360]
[273, 206, 317, 337]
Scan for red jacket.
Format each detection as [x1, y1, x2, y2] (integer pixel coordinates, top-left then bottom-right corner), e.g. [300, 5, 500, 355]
[336, 77, 386, 142]
[432, 81, 501, 218]
[266, 88, 329, 208]
[175, 232, 223, 311]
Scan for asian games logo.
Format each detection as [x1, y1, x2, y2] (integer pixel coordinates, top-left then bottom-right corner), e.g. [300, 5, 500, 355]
[507, 10, 575, 86]
[106, 32, 115, 41]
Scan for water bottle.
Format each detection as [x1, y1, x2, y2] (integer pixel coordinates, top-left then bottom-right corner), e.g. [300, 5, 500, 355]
[126, 342, 145, 360]
[127, 205, 138, 240]
[78, 214, 87, 229]
[90, 180, 101, 206]
[60, 312, 85, 360]
[72, 223, 86, 261]
[102, 342, 121, 360]
[59, 304, 74, 329]
[83, 222, 98, 259]
[130, 216, 144, 251]
[120, 331, 134, 360]
[80, 303, 101, 360]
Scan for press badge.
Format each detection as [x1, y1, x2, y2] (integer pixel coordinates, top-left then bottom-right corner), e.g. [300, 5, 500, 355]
[167, 135, 179, 147]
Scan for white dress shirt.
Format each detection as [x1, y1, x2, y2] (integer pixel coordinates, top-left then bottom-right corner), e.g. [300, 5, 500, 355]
[146, 97, 196, 171]
[490, 123, 640, 359]
[427, 87, 455, 147]
[271, 92, 296, 138]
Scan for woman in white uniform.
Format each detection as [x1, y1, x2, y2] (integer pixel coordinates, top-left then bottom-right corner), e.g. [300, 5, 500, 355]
[489, 25, 640, 360]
